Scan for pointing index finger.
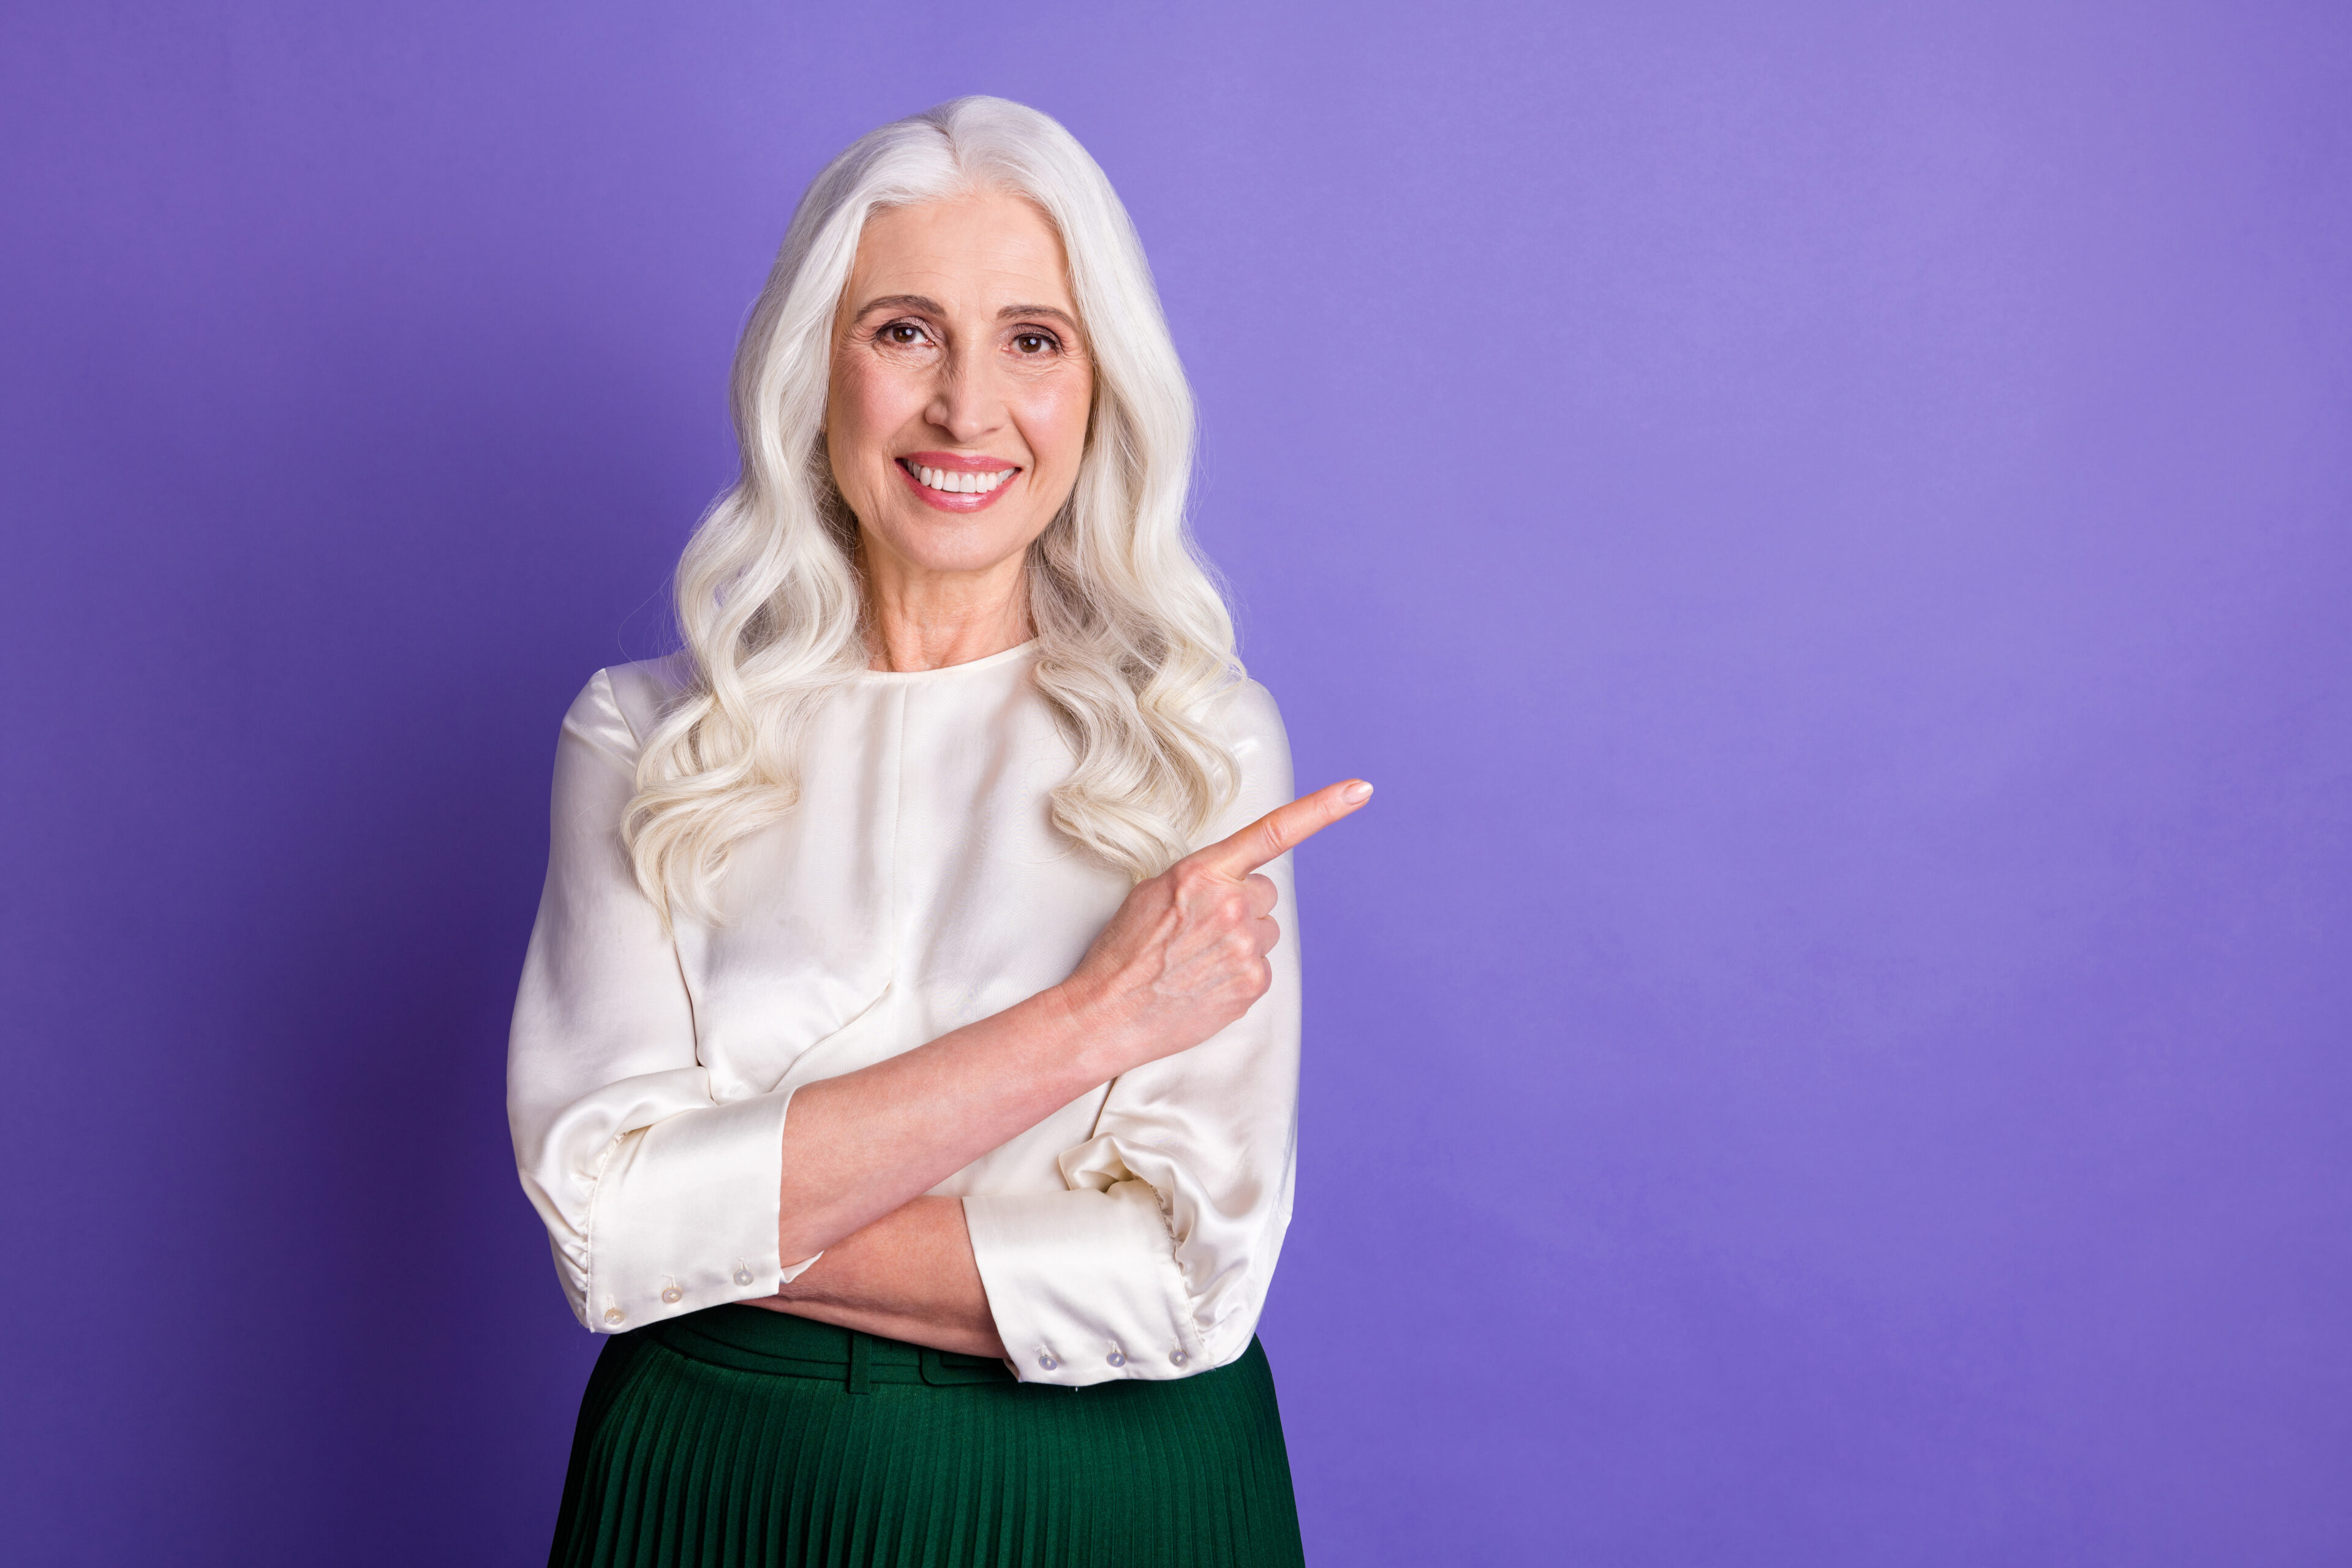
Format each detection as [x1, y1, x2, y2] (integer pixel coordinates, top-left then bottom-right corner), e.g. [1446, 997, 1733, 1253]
[1188, 780, 1374, 880]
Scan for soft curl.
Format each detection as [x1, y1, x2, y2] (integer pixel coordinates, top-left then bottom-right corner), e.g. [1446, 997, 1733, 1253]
[625, 97, 1242, 924]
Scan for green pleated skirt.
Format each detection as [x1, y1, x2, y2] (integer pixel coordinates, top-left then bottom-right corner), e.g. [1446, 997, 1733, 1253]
[548, 1305, 1306, 1567]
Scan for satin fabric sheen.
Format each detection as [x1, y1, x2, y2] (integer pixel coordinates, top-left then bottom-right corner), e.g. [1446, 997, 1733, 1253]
[507, 641, 1302, 1387]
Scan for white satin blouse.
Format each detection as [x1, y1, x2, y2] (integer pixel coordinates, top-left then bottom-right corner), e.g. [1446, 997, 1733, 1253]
[506, 641, 1302, 1387]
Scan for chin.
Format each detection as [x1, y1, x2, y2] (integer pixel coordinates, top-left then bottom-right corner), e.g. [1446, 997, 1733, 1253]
[869, 512, 1039, 576]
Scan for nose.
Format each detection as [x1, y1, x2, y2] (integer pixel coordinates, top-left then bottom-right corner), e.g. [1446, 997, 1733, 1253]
[924, 337, 1004, 445]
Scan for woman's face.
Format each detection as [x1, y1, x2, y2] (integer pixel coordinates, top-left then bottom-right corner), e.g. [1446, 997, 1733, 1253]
[826, 190, 1093, 583]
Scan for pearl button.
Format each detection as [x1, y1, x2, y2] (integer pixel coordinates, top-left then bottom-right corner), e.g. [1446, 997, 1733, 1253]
[1037, 1354, 1058, 1371]
[1106, 1351, 1126, 1368]
[1170, 1350, 1188, 1366]
[603, 1308, 624, 1326]
[732, 1267, 755, 1287]
[660, 1284, 684, 1305]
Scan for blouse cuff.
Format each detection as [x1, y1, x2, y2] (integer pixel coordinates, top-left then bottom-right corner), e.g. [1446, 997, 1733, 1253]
[962, 1182, 1202, 1387]
[582, 1088, 794, 1333]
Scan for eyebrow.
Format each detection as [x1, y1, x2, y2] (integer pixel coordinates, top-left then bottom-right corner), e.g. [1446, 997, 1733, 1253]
[851, 293, 1082, 333]
[996, 303, 1081, 331]
[854, 293, 944, 318]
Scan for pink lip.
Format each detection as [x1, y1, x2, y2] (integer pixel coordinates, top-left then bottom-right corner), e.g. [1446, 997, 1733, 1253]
[894, 453, 1022, 514]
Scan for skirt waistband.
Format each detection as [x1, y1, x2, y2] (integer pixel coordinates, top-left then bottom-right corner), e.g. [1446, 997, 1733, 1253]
[643, 1304, 1016, 1392]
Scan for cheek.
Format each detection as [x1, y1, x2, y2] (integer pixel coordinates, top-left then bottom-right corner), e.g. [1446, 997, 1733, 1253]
[829, 358, 920, 474]
[1020, 376, 1095, 473]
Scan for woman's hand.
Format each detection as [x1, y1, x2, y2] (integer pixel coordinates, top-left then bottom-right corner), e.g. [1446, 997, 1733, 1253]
[1054, 779, 1374, 1072]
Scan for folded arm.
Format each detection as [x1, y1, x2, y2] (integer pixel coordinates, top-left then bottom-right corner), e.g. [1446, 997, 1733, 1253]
[747, 1196, 1005, 1358]
[510, 671, 1362, 1370]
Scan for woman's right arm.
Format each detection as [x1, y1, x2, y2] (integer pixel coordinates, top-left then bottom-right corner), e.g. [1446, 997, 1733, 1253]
[509, 671, 805, 1332]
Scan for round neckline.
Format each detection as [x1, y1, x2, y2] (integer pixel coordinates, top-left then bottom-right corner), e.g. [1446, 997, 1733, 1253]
[853, 638, 1039, 684]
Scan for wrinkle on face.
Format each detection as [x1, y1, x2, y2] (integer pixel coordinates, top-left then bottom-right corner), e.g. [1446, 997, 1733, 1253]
[826, 190, 1093, 603]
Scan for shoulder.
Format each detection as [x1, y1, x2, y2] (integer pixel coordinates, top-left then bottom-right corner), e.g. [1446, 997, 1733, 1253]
[1200, 676, 1294, 818]
[556, 653, 694, 764]
[1203, 675, 1289, 761]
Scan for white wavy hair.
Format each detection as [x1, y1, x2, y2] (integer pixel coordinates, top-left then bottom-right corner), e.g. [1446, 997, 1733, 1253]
[624, 96, 1242, 923]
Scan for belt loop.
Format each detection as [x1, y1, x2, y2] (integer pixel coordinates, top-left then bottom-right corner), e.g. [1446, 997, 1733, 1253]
[847, 1330, 872, 1395]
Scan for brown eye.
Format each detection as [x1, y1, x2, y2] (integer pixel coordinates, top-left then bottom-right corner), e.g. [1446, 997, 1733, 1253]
[883, 322, 927, 346]
[1012, 333, 1054, 355]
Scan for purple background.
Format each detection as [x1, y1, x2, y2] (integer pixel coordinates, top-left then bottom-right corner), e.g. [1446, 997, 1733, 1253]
[4, 2, 2348, 1562]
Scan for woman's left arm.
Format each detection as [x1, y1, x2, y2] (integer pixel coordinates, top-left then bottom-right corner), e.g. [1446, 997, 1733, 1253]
[755, 681, 1308, 1378]
[961, 682, 1305, 1386]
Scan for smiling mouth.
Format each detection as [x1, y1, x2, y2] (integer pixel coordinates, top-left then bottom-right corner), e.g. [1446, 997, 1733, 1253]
[899, 459, 1019, 496]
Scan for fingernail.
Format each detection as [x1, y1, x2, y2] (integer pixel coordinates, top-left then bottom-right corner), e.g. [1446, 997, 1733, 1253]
[1343, 780, 1374, 804]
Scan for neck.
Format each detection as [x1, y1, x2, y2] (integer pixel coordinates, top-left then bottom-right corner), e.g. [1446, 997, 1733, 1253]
[859, 534, 1033, 673]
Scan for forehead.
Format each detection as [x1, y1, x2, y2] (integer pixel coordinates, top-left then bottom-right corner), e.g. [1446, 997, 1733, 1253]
[846, 190, 1075, 311]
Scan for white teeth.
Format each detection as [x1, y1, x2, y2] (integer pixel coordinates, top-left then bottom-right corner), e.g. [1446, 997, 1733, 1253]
[910, 463, 1015, 494]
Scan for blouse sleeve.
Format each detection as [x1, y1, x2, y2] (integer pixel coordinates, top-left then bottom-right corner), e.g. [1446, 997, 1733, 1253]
[962, 680, 1303, 1386]
[505, 670, 803, 1333]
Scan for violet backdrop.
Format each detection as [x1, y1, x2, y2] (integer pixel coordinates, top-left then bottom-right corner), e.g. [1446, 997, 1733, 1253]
[4, 2, 2348, 1562]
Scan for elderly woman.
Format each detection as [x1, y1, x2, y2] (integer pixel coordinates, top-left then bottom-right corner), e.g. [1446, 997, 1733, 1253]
[508, 97, 1368, 1566]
